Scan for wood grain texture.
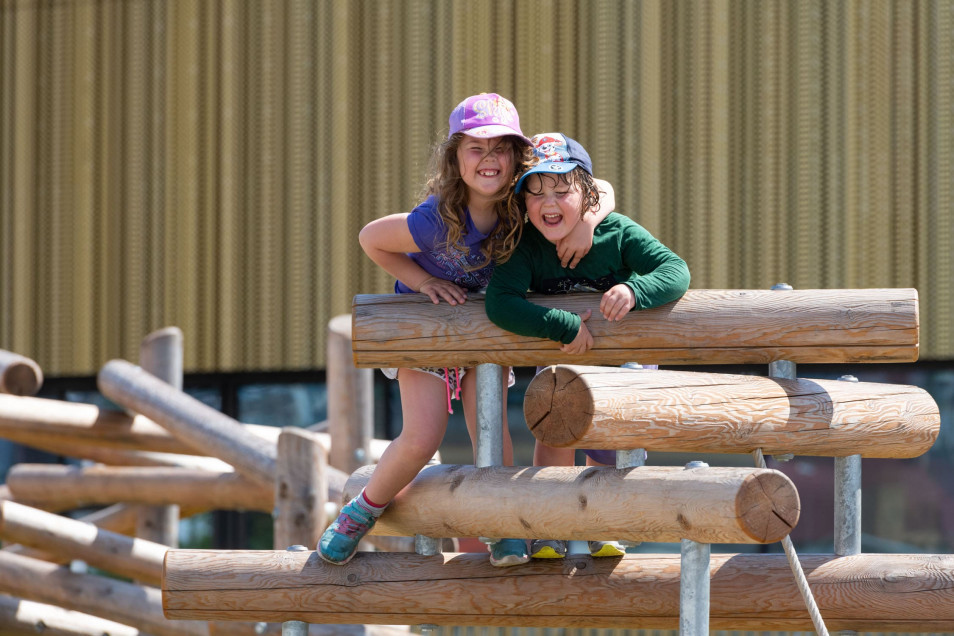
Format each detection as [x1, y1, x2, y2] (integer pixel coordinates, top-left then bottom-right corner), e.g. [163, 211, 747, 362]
[0, 394, 389, 464]
[0, 551, 208, 636]
[162, 550, 954, 631]
[274, 428, 327, 549]
[98, 359, 277, 486]
[0, 501, 166, 585]
[525, 365, 940, 457]
[343, 464, 798, 544]
[328, 314, 374, 473]
[6, 465, 274, 512]
[0, 594, 141, 636]
[352, 288, 919, 367]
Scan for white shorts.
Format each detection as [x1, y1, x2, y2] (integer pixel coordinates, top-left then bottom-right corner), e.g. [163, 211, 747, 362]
[380, 366, 516, 388]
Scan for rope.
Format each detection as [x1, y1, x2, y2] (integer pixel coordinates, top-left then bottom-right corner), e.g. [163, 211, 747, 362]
[752, 448, 830, 636]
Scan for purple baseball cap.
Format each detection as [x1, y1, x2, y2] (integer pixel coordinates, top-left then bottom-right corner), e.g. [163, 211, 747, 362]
[448, 93, 531, 144]
[515, 132, 594, 192]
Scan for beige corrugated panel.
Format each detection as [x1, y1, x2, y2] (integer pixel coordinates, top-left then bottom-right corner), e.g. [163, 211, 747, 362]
[0, 0, 951, 374]
[933, 0, 953, 356]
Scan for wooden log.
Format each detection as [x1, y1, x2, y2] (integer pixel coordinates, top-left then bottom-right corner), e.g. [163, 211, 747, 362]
[274, 428, 328, 549]
[328, 314, 373, 473]
[3, 464, 415, 554]
[98, 358, 277, 486]
[0, 501, 165, 585]
[162, 550, 954, 631]
[0, 393, 194, 454]
[0, 593, 141, 636]
[138, 326, 184, 547]
[0, 551, 207, 636]
[0, 393, 393, 462]
[0, 350, 43, 396]
[1, 502, 206, 565]
[23, 443, 236, 471]
[6, 465, 274, 512]
[352, 288, 919, 367]
[525, 365, 941, 458]
[344, 464, 798, 544]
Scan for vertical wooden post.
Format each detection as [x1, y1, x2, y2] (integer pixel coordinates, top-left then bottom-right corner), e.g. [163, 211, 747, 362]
[137, 327, 183, 547]
[327, 315, 373, 474]
[273, 428, 328, 550]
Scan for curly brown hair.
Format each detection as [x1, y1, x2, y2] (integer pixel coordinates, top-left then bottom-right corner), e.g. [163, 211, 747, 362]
[518, 168, 601, 218]
[421, 133, 533, 268]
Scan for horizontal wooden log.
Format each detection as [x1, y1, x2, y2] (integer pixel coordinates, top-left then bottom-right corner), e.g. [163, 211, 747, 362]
[525, 365, 941, 458]
[0, 593, 141, 636]
[7, 465, 274, 512]
[0, 350, 43, 396]
[352, 288, 919, 367]
[344, 464, 798, 544]
[0, 394, 390, 465]
[0, 394, 191, 453]
[3, 464, 417, 555]
[0, 551, 207, 636]
[0, 501, 166, 585]
[162, 550, 954, 631]
[1, 502, 206, 564]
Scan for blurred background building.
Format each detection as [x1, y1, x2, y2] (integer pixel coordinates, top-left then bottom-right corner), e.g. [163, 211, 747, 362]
[1, 0, 952, 559]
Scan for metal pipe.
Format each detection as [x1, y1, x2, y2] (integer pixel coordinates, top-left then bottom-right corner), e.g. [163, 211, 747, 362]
[616, 448, 647, 469]
[768, 284, 796, 462]
[618, 363, 648, 470]
[282, 545, 310, 635]
[680, 462, 710, 635]
[475, 364, 504, 468]
[415, 534, 441, 556]
[835, 375, 862, 556]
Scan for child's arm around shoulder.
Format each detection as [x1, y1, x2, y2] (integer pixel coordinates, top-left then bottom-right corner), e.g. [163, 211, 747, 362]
[358, 214, 467, 305]
[555, 178, 616, 269]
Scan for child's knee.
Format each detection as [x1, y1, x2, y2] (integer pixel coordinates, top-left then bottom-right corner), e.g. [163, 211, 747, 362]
[395, 430, 443, 461]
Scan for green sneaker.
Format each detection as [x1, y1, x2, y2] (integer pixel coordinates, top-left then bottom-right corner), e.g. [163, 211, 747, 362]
[530, 539, 567, 559]
[588, 540, 625, 557]
[489, 538, 529, 567]
[317, 497, 378, 565]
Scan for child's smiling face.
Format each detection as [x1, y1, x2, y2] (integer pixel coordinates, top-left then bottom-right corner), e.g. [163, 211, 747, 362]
[456, 136, 515, 203]
[522, 172, 585, 245]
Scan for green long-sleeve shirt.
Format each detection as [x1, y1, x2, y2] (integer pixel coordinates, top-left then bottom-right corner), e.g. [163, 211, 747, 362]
[485, 213, 690, 344]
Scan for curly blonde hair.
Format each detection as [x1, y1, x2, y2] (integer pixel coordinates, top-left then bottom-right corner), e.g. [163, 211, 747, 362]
[421, 133, 533, 269]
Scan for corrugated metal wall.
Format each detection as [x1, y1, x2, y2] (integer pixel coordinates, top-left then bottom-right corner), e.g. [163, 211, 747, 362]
[1, 0, 951, 375]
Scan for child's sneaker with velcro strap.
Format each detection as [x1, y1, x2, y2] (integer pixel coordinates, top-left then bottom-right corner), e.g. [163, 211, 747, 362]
[317, 496, 378, 565]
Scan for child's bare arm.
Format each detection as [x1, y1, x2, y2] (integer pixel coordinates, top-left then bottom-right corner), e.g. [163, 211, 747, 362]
[600, 284, 636, 322]
[555, 178, 616, 269]
[559, 309, 594, 354]
[359, 214, 467, 305]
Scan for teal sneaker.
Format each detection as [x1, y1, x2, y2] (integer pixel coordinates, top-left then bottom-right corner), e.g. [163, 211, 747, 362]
[530, 539, 567, 559]
[489, 538, 529, 567]
[317, 497, 378, 565]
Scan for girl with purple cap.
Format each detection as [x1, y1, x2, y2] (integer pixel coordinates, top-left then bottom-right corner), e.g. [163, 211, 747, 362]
[318, 94, 615, 568]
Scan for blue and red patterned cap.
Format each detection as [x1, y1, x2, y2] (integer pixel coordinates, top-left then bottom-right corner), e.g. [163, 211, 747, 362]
[515, 132, 594, 192]
[448, 93, 531, 144]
